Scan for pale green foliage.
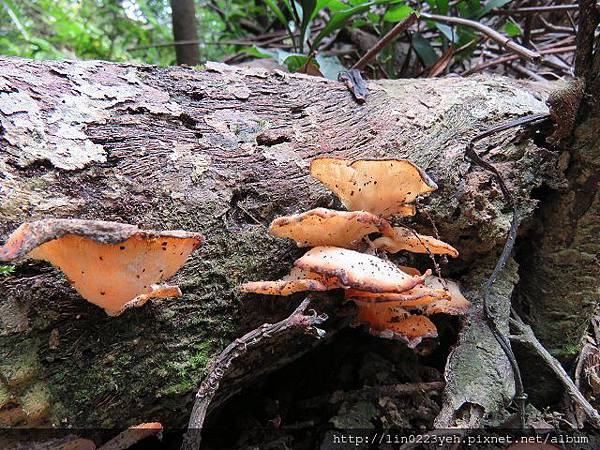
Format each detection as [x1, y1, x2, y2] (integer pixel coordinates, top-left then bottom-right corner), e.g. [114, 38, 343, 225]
[0, 0, 524, 76]
[0, 265, 15, 276]
[0, 0, 227, 65]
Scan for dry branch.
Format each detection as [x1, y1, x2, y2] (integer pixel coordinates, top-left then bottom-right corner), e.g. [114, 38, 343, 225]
[510, 315, 600, 429]
[351, 13, 418, 70]
[421, 12, 541, 61]
[181, 297, 327, 450]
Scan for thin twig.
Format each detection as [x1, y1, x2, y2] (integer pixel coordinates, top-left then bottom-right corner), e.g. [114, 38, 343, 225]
[352, 13, 418, 70]
[511, 63, 548, 82]
[463, 45, 575, 76]
[498, 4, 579, 14]
[421, 12, 541, 61]
[180, 297, 328, 450]
[465, 113, 550, 429]
[509, 313, 600, 429]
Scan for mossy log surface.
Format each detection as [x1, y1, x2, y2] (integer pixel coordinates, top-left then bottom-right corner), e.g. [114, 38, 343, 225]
[0, 57, 563, 429]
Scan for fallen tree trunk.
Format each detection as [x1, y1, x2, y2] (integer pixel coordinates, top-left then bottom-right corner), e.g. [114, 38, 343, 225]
[0, 57, 560, 430]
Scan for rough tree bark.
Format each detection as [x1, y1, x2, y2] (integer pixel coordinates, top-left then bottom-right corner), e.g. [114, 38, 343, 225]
[171, 0, 200, 65]
[0, 57, 567, 431]
[515, 1, 600, 361]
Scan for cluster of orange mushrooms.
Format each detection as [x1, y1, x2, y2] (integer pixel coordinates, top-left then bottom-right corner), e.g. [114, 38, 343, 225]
[240, 158, 470, 348]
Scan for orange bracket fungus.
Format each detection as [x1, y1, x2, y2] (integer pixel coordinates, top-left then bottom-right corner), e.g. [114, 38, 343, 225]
[0, 219, 203, 316]
[295, 246, 430, 293]
[240, 156, 469, 350]
[309, 157, 437, 217]
[268, 207, 394, 248]
[239, 267, 342, 296]
[344, 285, 450, 307]
[348, 277, 469, 347]
[240, 247, 430, 296]
[353, 300, 438, 348]
[422, 276, 471, 316]
[373, 226, 459, 257]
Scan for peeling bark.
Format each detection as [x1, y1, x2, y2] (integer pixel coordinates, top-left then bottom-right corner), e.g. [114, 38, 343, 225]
[0, 57, 560, 429]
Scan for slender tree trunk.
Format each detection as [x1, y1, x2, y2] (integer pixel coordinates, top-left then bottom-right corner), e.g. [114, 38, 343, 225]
[170, 0, 200, 65]
[0, 57, 563, 431]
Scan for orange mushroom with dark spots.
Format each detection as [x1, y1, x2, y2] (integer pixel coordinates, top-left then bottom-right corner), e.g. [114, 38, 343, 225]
[239, 248, 429, 296]
[239, 267, 342, 296]
[353, 300, 438, 348]
[310, 158, 437, 217]
[0, 219, 203, 316]
[294, 246, 430, 293]
[422, 277, 471, 316]
[373, 226, 459, 257]
[268, 207, 395, 248]
[344, 284, 450, 308]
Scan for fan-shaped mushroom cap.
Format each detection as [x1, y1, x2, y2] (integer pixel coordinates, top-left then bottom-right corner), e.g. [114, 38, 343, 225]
[239, 267, 341, 296]
[345, 285, 450, 308]
[354, 300, 438, 348]
[0, 220, 203, 316]
[294, 246, 429, 293]
[268, 208, 394, 248]
[310, 158, 437, 217]
[423, 277, 470, 315]
[98, 422, 162, 450]
[373, 226, 459, 257]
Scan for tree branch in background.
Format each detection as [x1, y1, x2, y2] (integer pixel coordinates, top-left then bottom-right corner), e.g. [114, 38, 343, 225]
[351, 12, 418, 70]
[170, 0, 200, 65]
[463, 45, 576, 76]
[421, 12, 541, 61]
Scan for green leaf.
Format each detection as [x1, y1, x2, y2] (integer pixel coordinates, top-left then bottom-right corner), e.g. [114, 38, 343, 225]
[436, 0, 450, 15]
[383, 5, 414, 22]
[0, 265, 15, 276]
[503, 19, 523, 37]
[473, 0, 513, 18]
[457, 0, 482, 18]
[412, 32, 438, 66]
[299, 0, 317, 51]
[273, 49, 296, 65]
[283, 54, 319, 72]
[242, 45, 275, 59]
[264, 0, 290, 29]
[315, 54, 346, 79]
[312, 2, 376, 49]
[435, 22, 457, 42]
[367, 12, 380, 23]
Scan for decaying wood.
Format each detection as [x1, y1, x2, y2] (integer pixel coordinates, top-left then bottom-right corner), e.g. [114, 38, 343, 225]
[0, 56, 564, 430]
[182, 297, 327, 450]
